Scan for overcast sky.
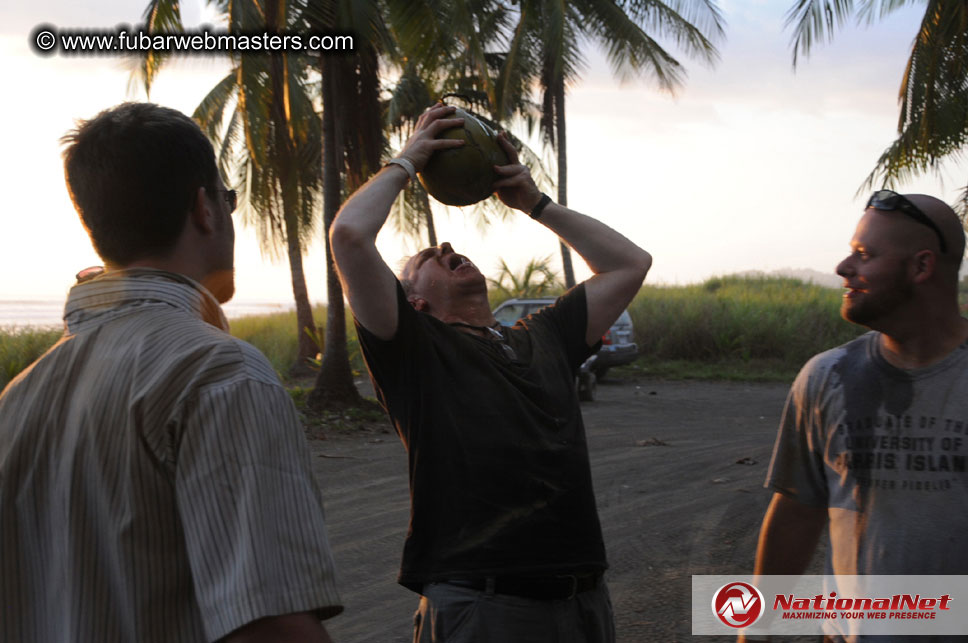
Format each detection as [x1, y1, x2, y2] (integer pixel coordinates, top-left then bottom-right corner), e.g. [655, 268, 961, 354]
[2, 0, 965, 305]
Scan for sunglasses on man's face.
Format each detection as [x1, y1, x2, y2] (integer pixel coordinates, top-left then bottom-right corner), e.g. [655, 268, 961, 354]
[866, 189, 946, 254]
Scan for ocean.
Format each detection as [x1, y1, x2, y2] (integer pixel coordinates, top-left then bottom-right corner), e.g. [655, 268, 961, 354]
[0, 299, 296, 330]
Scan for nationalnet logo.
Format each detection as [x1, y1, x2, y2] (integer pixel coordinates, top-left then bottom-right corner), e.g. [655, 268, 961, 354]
[772, 591, 951, 621]
[694, 576, 966, 636]
[712, 582, 765, 628]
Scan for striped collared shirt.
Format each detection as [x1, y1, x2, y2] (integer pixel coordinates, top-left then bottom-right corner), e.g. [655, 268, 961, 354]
[0, 269, 341, 642]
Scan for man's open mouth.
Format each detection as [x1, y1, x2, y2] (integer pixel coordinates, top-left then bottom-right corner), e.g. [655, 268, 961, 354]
[449, 255, 472, 272]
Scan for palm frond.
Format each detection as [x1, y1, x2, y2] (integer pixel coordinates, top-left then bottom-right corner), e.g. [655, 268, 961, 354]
[897, 0, 968, 137]
[329, 46, 386, 191]
[587, 3, 690, 91]
[954, 184, 968, 220]
[859, 0, 968, 201]
[386, 68, 434, 131]
[659, 0, 727, 40]
[609, 0, 723, 71]
[236, 56, 273, 170]
[545, 0, 587, 88]
[300, 0, 338, 29]
[193, 71, 239, 140]
[130, 0, 184, 95]
[225, 0, 266, 32]
[494, 5, 541, 119]
[486, 255, 563, 300]
[384, 0, 450, 71]
[217, 108, 244, 183]
[785, 0, 856, 66]
[389, 181, 435, 246]
[856, 0, 922, 24]
[142, 0, 182, 31]
[450, 0, 499, 107]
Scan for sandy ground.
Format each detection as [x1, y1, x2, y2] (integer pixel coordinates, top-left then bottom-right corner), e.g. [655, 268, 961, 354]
[310, 376, 823, 642]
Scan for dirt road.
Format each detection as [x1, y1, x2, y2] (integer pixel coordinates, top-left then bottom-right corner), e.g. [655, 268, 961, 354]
[311, 377, 811, 642]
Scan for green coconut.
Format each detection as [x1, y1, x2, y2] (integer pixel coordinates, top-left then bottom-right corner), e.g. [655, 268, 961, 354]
[418, 107, 509, 207]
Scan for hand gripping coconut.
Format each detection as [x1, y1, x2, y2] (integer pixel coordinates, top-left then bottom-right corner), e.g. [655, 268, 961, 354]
[418, 105, 509, 206]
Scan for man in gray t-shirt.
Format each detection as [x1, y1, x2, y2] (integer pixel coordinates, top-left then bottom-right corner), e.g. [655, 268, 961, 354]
[768, 331, 968, 577]
[749, 191, 968, 642]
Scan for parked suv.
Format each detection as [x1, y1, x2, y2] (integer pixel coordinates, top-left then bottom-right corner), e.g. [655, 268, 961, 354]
[492, 298, 638, 401]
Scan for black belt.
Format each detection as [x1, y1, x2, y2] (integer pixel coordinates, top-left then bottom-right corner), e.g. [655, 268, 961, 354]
[444, 572, 602, 600]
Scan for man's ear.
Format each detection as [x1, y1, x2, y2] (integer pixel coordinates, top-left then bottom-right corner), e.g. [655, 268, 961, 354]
[911, 249, 937, 284]
[408, 296, 428, 312]
[189, 186, 217, 234]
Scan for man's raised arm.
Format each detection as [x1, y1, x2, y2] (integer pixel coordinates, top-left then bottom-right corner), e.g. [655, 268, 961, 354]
[329, 103, 464, 340]
[492, 136, 652, 347]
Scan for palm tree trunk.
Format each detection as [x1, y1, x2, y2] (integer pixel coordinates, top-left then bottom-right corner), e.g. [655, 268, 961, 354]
[283, 207, 317, 376]
[554, 77, 577, 288]
[308, 55, 362, 411]
[265, 0, 315, 376]
[420, 186, 438, 247]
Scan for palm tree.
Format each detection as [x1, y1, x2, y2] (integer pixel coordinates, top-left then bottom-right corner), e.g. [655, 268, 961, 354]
[137, 0, 321, 374]
[304, 2, 389, 410]
[492, 0, 726, 287]
[487, 255, 564, 302]
[264, 0, 321, 375]
[786, 0, 968, 216]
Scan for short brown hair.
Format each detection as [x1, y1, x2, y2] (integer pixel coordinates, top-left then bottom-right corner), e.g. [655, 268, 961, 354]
[62, 102, 219, 265]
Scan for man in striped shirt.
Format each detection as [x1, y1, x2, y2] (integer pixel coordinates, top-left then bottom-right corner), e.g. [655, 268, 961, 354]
[0, 103, 342, 642]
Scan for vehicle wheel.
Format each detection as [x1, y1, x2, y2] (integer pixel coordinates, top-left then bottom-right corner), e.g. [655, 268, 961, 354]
[593, 366, 610, 381]
[578, 372, 597, 402]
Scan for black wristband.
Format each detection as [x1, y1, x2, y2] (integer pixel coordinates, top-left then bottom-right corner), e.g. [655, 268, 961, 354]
[529, 193, 552, 220]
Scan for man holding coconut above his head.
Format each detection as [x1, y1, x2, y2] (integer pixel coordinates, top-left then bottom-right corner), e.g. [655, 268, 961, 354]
[330, 102, 651, 642]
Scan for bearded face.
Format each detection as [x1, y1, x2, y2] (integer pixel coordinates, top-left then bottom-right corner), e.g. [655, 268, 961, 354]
[839, 258, 914, 327]
[836, 211, 918, 330]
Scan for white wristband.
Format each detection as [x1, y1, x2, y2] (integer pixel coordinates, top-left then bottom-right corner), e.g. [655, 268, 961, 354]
[386, 157, 416, 182]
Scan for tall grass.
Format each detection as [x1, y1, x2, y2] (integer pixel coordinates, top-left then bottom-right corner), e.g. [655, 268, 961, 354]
[228, 305, 326, 376]
[629, 275, 861, 369]
[228, 304, 364, 379]
[0, 305, 363, 391]
[0, 275, 867, 389]
[1, 327, 63, 391]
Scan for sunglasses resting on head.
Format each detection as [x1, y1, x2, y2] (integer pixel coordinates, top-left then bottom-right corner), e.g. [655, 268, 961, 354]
[866, 189, 946, 254]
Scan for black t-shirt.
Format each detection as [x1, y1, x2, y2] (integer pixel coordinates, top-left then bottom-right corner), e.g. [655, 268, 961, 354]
[356, 282, 607, 591]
